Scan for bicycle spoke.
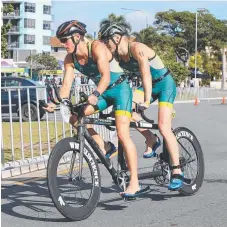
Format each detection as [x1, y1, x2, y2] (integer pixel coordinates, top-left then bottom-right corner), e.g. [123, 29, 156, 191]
[55, 149, 94, 208]
[177, 137, 198, 182]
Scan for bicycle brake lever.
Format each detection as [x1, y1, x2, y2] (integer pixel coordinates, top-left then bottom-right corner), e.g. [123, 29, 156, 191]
[52, 82, 62, 102]
[79, 92, 88, 103]
[46, 84, 59, 105]
[39, 100, 48, 108]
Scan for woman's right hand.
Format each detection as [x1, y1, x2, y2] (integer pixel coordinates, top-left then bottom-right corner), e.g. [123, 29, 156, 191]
[43, 103, 56, 113]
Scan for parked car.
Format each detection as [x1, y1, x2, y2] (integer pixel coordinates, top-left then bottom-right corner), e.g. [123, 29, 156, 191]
[1, 77, 46, 121]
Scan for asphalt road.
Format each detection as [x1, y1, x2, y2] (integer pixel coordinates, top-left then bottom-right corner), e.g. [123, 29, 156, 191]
[1, 100, 227, 227]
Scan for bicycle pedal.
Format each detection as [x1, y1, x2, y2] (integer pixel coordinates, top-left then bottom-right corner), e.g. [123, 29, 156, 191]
[123, 197, 136, 202]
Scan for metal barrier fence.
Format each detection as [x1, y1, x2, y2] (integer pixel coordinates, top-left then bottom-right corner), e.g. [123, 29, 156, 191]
[176, 87, 227, 101]
[1, 84, 226, 177]
[1, 84, 115, 177]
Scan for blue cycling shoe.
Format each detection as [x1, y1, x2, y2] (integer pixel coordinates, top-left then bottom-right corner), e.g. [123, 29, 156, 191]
[143, 135, 161, 158]
[120, 185, 150, 199]
[168, 173, 184, 191]
[96, 141, 117, 164]
[105, 141, 117, 158]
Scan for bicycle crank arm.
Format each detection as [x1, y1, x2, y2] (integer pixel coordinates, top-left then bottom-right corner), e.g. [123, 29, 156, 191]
[138, 170, 163, 180]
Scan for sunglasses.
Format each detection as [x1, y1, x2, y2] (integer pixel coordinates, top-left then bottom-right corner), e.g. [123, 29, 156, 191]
[60, 37, 70, 44]
[102, 38, 110, 45]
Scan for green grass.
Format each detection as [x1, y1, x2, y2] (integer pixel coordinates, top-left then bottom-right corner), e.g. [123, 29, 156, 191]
[2, 121, 72, 163]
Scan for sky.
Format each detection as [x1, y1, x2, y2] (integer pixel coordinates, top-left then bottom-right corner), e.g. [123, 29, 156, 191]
[52, 1, 227, 36]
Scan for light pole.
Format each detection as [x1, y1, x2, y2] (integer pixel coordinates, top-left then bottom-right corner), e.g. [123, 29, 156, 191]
[222, 47, 227, 90]
[195, 8, 206, 86]
[121, 8, 148, 29]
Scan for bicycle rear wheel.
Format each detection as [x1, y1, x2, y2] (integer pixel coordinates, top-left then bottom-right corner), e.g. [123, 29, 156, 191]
[47, 137, 101, 221]
[174, 127, 204, 195]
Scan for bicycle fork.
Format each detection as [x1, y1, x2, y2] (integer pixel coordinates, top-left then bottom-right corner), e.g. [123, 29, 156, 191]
[78, 123, 86, 180]
[68, 123, 85, 181]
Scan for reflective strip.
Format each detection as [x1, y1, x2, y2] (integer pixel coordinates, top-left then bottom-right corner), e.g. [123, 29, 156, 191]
[114, 110, 131, 118]
[135, 89, 144, 94]
[159, 102, 173, 108]
[94, 109, 100, 114]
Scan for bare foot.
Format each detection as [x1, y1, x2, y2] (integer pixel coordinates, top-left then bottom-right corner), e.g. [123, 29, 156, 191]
[143, 145, 153, 155]
[120, 183, 140, 195]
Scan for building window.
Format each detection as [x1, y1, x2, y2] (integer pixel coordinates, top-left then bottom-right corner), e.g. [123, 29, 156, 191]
[54, 47, 58, 52]
[24, 18, 35, 28]
[43, 36, 50, 45]
[24, 34, 35, 44]
[24, 2, 36, 13]
[43, 21, 51, 30]
[43, 5, 51, 15]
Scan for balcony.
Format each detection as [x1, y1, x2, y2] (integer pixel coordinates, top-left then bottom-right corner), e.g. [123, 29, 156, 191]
[7, 26, 21, 34]
[3, 10, 21, 19]
[25, 40, 35, 45]
[7, 41, 20, 49]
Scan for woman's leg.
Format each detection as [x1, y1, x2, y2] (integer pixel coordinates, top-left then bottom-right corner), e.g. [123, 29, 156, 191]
[132, 90, 159, 155]
[115, 114, 140, 194]
[158, 104, 182, 176]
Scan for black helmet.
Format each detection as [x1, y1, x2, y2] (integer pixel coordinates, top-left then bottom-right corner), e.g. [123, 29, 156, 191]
[56, 20, 87, 39]
[98, 23, 127, 40]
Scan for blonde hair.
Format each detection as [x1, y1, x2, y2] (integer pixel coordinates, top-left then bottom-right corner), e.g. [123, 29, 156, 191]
[72, 33, 91, 43]
[83, 36, 92, 43]
[129, 36, 136, 42]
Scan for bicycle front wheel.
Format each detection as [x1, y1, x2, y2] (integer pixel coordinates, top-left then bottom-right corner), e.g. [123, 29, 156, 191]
[47, 137, 101, 221]
[174, 127, 205, 196]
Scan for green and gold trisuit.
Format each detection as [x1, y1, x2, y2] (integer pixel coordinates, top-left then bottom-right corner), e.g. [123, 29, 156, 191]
[119, 42, 176, 108]
[72, 41, 132, 117]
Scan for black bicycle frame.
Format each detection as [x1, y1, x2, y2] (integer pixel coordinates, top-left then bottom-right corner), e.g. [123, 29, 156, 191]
[77, 116, 170, 184]
[45, 83, 170, 183]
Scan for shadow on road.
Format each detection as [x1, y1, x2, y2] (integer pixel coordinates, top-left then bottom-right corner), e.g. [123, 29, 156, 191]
[1, 177, 186, 222]
[1, 179, 68, 222]
[204, 178, 227, 184]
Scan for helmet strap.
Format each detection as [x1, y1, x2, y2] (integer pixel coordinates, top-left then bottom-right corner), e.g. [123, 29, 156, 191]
[110, 35, 122, 61]
[71, 35, 81, 53]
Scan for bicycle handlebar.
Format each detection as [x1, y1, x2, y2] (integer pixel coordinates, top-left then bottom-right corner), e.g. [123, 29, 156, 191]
[134, 103, 154, 124]
[40, 82, 154, 129]
[52, 82, 62, 103]
[140, 111, 154, 124]
[40, 82, 88, 114]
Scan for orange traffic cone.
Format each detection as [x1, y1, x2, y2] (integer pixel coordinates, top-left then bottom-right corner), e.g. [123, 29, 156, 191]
[221, 97, 226, 104]
[194, 97, 199, 106]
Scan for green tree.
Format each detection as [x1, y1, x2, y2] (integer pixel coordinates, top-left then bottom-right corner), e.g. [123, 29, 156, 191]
[201, 52, 222, 80]
[100, 13, 132, 34]
[189, 53, 203, 70]
[131, 26, 157, 45]
[156, 46, 189, 85]
[154, 9, 227, 54]
[131, 26, 184, 50]
[26, 53, 59, 75]
[1, 4, 14, 58]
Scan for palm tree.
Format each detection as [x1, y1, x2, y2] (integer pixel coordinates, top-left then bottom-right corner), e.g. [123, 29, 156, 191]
[85, 33, 94, 40]
[131, 26, 158, 46]
[222, 46, 227, 89]
[99, 13, 132, 34]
